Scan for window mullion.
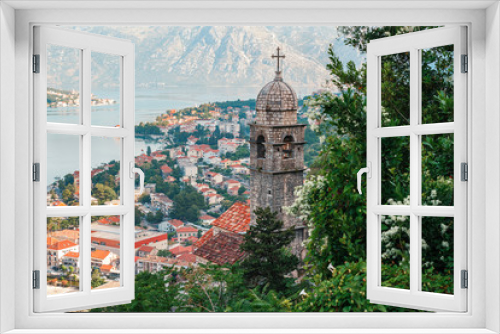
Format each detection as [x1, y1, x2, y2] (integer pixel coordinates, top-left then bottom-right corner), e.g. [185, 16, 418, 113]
[81, 47, 92, 296]
[409, 47, 421, 294]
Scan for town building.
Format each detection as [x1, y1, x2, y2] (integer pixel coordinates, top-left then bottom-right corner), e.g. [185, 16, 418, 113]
[176, 226, 198, 242]
[47, 239, 79, 268]
[150, 193, 173, 214]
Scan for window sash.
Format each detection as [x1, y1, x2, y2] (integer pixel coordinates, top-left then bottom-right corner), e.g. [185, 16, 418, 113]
[33, 26, 136, 313]
[366, 26, 467, 312]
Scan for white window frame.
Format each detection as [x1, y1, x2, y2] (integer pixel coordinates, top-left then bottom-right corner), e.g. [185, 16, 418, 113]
[0, 1, 498, 333]
[366, 26, 467, 312]
[33, 26, 136, 313]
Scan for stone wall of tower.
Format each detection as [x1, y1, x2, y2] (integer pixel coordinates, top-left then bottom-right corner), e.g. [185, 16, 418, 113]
[249, 169, 307, 259]
[249, 124, 306, 172]
[255, 110, 297, 126]
[250, 122, 307, 260]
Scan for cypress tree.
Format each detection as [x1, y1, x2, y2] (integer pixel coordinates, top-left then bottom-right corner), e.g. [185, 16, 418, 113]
[240, 207, 299, 292]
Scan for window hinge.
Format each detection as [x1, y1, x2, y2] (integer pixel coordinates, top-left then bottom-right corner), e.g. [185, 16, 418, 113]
[33, 54, 40, 73]
[33, 270, 40, 289]
[33, 163, 40, 182]
[461, 162, 468, 181]
[461, 54, 468, 73]
[461, 270, 468, 289]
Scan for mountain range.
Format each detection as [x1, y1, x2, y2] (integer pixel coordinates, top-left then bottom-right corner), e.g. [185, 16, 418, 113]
[63, 26, 362, 91]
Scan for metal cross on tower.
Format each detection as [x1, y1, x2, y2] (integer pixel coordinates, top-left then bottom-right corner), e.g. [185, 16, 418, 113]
[272, 47, 285, 73]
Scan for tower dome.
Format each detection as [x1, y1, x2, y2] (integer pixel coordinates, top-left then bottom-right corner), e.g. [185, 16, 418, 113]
[255, 48, 298, 126]
[256, 72, 298, 113]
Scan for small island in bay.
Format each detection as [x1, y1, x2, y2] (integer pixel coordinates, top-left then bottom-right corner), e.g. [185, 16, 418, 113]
[47, 87, 116, 108]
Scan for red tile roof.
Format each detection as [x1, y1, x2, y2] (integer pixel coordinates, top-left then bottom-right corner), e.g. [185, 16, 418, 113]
[138, 245, 154, 253]
[194, 229, 214, 248]
[48, 240, 78, 251]
[177, 226, 198, 233]
[169, 219, 184, 228]
[186, 236, 199, 243]
[200, 215, 215, 220]
[47, 237, 60, 246]
[161, 165, 173, 174]
[177, 253, 197, 263]
[169, 245, 193, 256]
[108, 216, 120, 223]
[193, 231, 246, 265]
[91, 249, 111, 260]
[211, 202, 251, 233]
[100, 264, 113, 271]
[50, 200, 67, 207]
[63, 251, 79, 258]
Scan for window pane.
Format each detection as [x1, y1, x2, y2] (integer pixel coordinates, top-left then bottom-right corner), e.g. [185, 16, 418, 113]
[91, 215, 121, 290]
[381, 52, 410, 127]
[91, 52, 121, 127]
[47, 133, 80, 206]
[421, 217, 454, 295]
[381, 215, 410, 289]
[421, 45, 454, 124]
[381, 137, 410, 205]
[47, 44, 81, 125]
[422, 134, 454, 206]
[47, 216, 80, 296]
[91, 137, 121, 206]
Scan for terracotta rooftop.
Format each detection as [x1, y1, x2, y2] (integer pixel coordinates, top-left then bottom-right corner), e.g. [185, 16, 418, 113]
[177, 253, 197, 263]
[63, 251, 79, 258]
[211, 202, 251, 233]
[47, 237, 60, 246]
[186, 236, 199, 243]
[193, 231, 246, 265]
[200, 215, 215, 220]
[100, 264, 113, 271]
[161, 165, 173, 173]
[138, 245, 154, 253]
[169, 245, 193, 257]
[177, 226, 198, 233]
[48, 240, 78, 251]
[169, 219, 184, 228]
[91, 249, 111, 260]
[194, 229, 214, 248]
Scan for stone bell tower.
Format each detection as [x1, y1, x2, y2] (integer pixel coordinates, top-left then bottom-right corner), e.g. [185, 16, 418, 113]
[249, 47, 307, 258]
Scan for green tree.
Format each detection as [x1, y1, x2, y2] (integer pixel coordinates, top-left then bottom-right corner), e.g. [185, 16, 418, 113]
[91, 270, 182, 312]
[240, 207, 298, 292]
[91, 268, 105, 288]
[238, 186, 246, 195]
[92, 183, 117, 205]
[139, 193, 151, 204]
[157, 249, 172, 257]
[146, 210, 164, 224]
[135, 206, 144, 226]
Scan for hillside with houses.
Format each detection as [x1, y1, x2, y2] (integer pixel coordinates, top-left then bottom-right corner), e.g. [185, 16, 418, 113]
[45, 98, 319, 292]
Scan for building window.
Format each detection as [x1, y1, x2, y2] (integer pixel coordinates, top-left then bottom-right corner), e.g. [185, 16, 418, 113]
[257, 135, 266, 158]
[283, 135, 294, 159]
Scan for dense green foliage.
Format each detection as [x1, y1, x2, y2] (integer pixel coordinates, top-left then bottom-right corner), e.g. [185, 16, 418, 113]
[288, 25, 455, 301]
[170, 185, 207, 222]
[224, 145, 250, 161]
[135, 122, 163, 136]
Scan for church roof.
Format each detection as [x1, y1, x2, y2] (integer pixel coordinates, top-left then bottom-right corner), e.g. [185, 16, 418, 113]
[193, 230, 246, 265]
[256, 71, 297, 113]
[211, 202, 251, 233]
